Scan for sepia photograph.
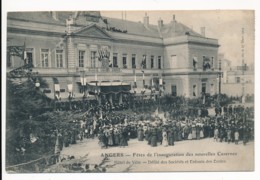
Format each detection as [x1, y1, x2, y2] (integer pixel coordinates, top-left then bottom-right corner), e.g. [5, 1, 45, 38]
[4, 9, 255, 173]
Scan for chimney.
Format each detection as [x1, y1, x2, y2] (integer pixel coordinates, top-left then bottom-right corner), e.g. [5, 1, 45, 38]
[51, 11, 58, 20]
[200, 27, 206, 37]
[143, 12, 149, 28]
[158, 18, 163, 29]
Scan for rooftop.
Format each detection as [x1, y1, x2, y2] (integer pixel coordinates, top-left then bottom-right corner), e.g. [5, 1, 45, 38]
[8, 11, 205, 39]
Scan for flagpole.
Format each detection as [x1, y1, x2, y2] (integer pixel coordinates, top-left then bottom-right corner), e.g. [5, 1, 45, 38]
[82, 70, 86, 109]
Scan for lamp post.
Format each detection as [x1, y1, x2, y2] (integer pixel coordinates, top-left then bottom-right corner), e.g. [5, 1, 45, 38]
[35, 78, 40, 90]
[81, 70, 86, 109]
[158, 76, 163, 113]
[141, 88, 146, 112]
[218, 58, 222, 104]
[94, 82, 101, 105]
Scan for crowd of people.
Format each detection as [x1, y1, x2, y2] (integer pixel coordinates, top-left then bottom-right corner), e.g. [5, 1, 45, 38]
[11, 95, 254, 172]
[54, 98, 254, 150]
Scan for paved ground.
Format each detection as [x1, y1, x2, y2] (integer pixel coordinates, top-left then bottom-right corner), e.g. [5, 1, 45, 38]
[61, 137, 254, 172]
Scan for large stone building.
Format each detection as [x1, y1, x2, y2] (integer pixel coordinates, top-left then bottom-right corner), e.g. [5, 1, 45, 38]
[7, 11, 220, 102]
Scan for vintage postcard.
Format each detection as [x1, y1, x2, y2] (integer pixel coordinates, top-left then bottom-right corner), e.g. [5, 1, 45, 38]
[5, 10, 254, 173]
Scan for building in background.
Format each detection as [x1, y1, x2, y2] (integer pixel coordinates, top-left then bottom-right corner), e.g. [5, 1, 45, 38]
[7, 11, 220, 102]
[220, 53, 254, 98]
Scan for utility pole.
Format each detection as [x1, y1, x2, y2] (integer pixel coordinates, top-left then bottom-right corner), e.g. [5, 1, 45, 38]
[241, 28, 246, 103]
[219, 59, 222, 95]
[82, 70, 86, 109]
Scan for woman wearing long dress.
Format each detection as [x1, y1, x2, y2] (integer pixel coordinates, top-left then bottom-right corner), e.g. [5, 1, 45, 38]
[192, 126, 197, 139]
[98, 130, 107, 149]
[162, 130, 168, 147]
[137, 127, 144, 141]
[107, 129, 114, 146]
[200, 127, 204, 138]
[113, 128, 120, 146]
[150, 128, 158, 147]
[214, 128, 219, 142]
[196, 126, 201, 140]
[167, 128, 175, 146]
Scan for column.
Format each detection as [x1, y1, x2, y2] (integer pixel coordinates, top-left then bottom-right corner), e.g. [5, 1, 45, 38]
[67, 36, 75, 68]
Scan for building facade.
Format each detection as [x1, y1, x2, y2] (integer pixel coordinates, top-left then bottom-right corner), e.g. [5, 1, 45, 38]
[7, 11, 220, 101]
[221, 55, 254, 97]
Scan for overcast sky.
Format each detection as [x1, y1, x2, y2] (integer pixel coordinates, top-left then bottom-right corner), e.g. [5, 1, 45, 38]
[101, 10, 254, 67]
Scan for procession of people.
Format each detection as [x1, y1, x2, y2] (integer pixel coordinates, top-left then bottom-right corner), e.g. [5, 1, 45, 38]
[53, 96, 254, 153]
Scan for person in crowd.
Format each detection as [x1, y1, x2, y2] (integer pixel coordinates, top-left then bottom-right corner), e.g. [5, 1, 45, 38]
[167, 127, 175, 146]
[227, 127, 232, 144]
[137, 125, 144, 141]
[150, 127, 158, 147]
[234, 130, 239, 145]
[214, 127, 219, 142]
[162, 128, 168, 147]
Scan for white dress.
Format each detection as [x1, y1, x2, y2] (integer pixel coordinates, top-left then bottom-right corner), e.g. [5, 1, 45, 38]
[162, 131, 168, 147]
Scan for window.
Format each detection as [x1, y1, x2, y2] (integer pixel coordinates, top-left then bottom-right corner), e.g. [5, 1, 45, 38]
[78, 50, 85, 67]
[203, 56, 211, 71]
[236, 77, 241, 83]
[122, 54, 127, 68]
[26, 48, 34, 66]
[56, 50, 63, 68]
[172, 85, 177, 96]
[113, 53, 118, 67]
[158, 56, 162, 69]
[151, 55, 154, 69]
[170, 55, 177, 68]
[41, 49, 49, 67]
[91, 51, 96, 68]
[201, 83, 206, 94]
[141, 55, 147, 69]
[132, 54, 136, 69]
[193, 85, 197, 97]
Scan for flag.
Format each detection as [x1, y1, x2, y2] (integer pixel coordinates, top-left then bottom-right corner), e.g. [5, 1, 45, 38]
[193, 57, 198, 68]
[133, 69, 137, 88]
[54, 84, 60, 92]
[141, 55, 146, 72]
[23, 42, 27, 61]
[152, 108, 159, 117]
[202, 94, 206, 104]
[30, 133, 38, 143]
[134, 70, 136, 82]
[159, 78, 163, 86]
[54, 135, 60, 154]
[24, 50, 27, 61]
[68, 84, 73, 92]
[142, 71, 145, 87]
[8, 45, 24, 58]
[81, 77, 87, 85]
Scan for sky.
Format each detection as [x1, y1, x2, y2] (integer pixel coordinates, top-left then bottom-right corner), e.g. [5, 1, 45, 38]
[101, 10, 255, 67]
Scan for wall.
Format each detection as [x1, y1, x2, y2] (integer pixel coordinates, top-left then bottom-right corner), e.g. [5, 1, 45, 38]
[222, 83, 254, 97]
[164, 43, 189, 70]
